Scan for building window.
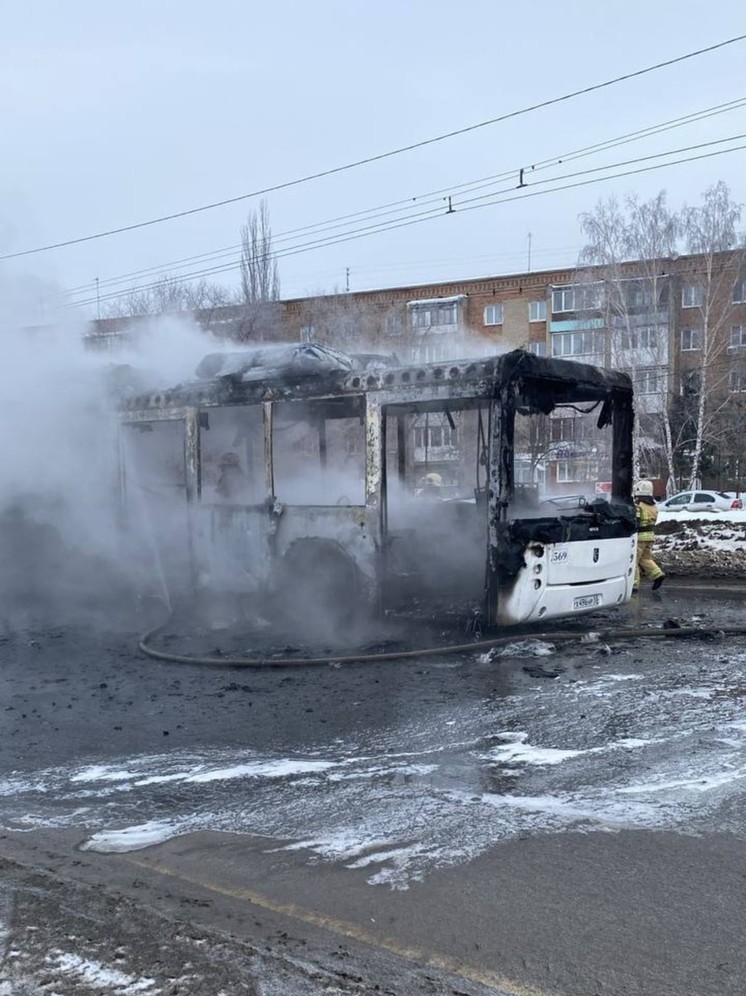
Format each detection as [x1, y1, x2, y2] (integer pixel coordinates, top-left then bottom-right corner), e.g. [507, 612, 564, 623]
[514, 459, 540, 486]
[626, 284, 654, 308]
[386, 314, 403, 336]
[680, 327, 702, 351]
[680, 370, 701, 395]
[410, 302, 458, 328]
[529, 300, 547, 322]
[528, 341, 546, 356]
[729, 367, 746, 393]
[551, 330, 605, 358]
[300, 325, 315, 342]
[552, 287, 576, 313]
[681, 284, 704, 308]
[733, 278, 746, 304]
[551, 284, 602, 314]
[730, 325, 746, 349]
[484, 304, 504, 326]
[619, 325, 661, 351]
[414, 419, 458, 450]
[636, 368, 661, 394]
[413, 341, 447, 364]
[556, 459, 599, 483]
[550, 416, 583, 443]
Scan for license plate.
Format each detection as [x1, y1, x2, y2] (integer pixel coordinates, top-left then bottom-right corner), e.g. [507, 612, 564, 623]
[573, 594, 602, 610]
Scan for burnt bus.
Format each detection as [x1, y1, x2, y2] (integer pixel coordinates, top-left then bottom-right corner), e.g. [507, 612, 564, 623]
[118, 344, 636, 630]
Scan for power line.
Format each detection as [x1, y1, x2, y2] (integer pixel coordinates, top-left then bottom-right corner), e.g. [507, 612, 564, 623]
[69, 139, 746, 312]
[455, 132, 746, 210]
[62, 96, 746, 301]
[280, 247, 583, 294]
[458, 143, 746, 215]
[75, 139, 746, 310]
[6, 33, 746, 263]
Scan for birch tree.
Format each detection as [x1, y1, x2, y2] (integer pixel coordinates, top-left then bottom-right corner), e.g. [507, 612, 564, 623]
[680, 181, 744, 488]
[580, 192, 679, 488]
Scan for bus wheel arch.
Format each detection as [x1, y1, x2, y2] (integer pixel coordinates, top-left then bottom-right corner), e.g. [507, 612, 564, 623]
[269, 538, 367, 640]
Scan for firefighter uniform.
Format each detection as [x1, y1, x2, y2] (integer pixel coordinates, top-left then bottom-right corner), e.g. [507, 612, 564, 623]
[634, 482, 665, 591]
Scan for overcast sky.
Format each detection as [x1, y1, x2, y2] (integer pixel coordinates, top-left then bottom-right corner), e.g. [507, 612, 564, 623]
[2, 0, 745, 321]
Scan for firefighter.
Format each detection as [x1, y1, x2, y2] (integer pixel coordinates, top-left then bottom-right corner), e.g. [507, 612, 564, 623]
[419, 472, 444, 499]
[633, 480, 664, 593]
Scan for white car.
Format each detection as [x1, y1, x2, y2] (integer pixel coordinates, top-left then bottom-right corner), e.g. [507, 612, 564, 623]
[659, 490, 743, 512]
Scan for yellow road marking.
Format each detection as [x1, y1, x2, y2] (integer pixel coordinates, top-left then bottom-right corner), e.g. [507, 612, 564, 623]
[126, 855, 553, 996]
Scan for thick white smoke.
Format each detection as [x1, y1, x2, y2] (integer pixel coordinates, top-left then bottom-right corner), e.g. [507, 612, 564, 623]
[0, 266, 226, 628]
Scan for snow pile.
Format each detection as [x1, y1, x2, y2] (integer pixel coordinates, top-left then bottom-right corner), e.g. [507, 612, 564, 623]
[654, 513, 746, 577]
[657, 508, 746, 524]
[478, 640, 556, 663]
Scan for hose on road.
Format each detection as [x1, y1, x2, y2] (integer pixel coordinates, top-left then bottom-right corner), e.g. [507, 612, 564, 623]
[139, 620, 746, 669]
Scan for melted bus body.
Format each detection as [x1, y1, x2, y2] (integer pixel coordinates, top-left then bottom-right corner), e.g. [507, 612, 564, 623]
[119, 346, 637, 629]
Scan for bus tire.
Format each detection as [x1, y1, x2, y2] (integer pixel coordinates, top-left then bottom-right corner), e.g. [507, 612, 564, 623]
[271, 539, 365, 643]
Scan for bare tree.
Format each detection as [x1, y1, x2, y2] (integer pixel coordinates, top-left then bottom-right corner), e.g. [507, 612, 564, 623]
[222, 200, 284, 343]
[680, 181, 745, 488]
[103, 274, 235, 319]
[580, 192, 679, 488]
[239, 200, 280, 305]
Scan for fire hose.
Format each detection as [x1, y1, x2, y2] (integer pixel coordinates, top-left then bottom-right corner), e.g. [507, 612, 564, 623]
[139, 620, 746, 669]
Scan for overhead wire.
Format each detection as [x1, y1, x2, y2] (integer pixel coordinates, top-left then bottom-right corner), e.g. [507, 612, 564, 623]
[72, 139, 746, 311]
[276, 247, 584, 298]
[67, 137, 746, 311]
[336, 246, 584, 275]
[61, 95, 746, 302]
[453, 131, 746, 211]
[4, 32, 746, 262]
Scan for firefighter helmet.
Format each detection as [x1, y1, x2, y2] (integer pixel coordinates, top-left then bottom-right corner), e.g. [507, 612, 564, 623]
[634, 479, 654, 497]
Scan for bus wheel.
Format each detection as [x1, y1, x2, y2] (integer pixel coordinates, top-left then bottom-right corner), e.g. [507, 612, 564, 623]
[272, 539, 364, 644]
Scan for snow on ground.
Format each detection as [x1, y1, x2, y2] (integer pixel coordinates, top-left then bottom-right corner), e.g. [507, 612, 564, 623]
[657, 508, 746, 522]
[48, 953, 157, 993]
[654, 508, 746, 573]
[2, 647, 746, 890]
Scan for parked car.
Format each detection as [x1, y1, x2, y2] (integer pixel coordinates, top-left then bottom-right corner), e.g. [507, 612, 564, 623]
[659, 490, 743, 512]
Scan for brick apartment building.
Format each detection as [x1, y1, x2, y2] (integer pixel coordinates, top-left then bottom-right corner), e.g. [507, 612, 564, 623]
[87, 249, 746, 492]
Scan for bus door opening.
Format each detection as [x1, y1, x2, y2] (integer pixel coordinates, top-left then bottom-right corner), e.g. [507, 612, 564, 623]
[382, 400, 489, 608]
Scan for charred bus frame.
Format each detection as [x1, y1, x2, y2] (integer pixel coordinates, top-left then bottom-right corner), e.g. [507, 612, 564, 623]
[119, 348, 636, 629]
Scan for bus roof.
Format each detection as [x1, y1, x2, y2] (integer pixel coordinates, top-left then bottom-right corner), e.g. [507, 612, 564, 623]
[118, 345, 632, 418]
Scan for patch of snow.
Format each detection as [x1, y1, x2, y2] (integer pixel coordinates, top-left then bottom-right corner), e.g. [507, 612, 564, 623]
[616, 769, 743, 795]
[658, 508, 746, 523]
[490, 640, 556, 659]
[71, 766, 138, 784]
[483, 732, 583, 766]
[185, 759, 336, 784]
[48, 952, 158, 992]
[81, 818, 195, 854]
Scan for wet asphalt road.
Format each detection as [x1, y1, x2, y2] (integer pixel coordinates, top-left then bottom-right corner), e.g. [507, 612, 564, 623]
[1, 585, 745, 995]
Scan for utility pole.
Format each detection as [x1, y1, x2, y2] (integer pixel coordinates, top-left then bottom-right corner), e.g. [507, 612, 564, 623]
[527, 232, 532, 273]
[345, 267, 350, 293]
[95, 276, 101, 320]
